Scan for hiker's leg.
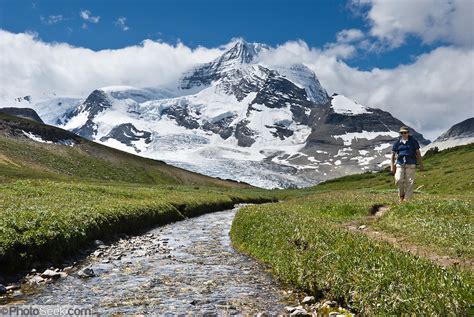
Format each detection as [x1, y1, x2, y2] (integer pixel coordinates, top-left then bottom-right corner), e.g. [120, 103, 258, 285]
[394, 165, 404, 200]
[404, 165, 416, 200]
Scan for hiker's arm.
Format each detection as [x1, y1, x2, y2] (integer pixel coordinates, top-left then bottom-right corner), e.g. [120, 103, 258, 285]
[390, 152, 396, 174]
[416, 149, 424, 171]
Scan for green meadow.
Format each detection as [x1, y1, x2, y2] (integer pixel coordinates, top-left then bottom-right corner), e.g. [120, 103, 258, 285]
[1, 112, 472, 314]
[231, 144, 473, 315]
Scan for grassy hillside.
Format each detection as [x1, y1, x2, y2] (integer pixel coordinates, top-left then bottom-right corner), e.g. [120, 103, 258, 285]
[0, 112, 249, 188]
[231, 145, 474, 315]
[316, 143, 474, 194]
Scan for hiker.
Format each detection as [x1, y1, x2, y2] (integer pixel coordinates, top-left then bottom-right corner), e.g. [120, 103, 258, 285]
[390, 126, 424, 202]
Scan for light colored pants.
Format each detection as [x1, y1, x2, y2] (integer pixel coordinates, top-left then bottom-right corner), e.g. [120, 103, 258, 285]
[395, 164, 416, 199]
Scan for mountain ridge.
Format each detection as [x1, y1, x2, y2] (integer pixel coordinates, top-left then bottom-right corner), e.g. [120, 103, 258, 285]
[421, 117, 474, 154]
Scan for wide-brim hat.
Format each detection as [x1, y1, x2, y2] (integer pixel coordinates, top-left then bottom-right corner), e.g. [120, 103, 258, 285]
[399, 126, 409, 133]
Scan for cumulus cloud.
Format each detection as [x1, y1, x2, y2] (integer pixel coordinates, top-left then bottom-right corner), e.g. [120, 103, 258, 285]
[0, 29, 222, 101]
[259, 42, 474, 139]
[115, 17, 130, 31]
[352, 0, 474, 48]
[0, 29, 472, 140]
[79, 10, 100, 23]
[321, 28, 366, 59]
[40, 15, 65, 25]
[336, 28, 365, 43]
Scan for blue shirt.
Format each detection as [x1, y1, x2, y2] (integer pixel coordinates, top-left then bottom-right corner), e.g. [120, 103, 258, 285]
[392, 136, 420, 165]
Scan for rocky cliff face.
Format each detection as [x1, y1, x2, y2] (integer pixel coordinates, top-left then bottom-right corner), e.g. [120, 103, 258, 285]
[435, 117, 474, 141]
[35, 39, 429, 188]
[0, 107, 44, 123]
[421, 117, 474, 154]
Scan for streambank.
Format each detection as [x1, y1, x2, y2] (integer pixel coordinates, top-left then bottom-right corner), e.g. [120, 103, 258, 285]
[2, 207, 295, 315]
[0, 190, 275, 277]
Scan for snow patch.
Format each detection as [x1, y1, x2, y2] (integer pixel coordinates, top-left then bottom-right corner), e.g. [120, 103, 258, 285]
[22, 130, 75, 146]
[374, 143, 392, 152]
[331, 95, 371, 115]
[421, 137, 474, 154]
[350, 155, 375, 166]
[22, 131, 52, 144]
[334, 131, 399, 146]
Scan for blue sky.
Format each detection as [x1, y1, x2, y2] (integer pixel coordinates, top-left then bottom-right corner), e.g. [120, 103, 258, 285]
[1, 0, 472, 139]
[0, 0, 438, 70]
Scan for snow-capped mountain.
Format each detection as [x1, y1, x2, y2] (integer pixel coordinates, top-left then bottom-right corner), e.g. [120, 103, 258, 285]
[422, 118, 474, 154]
[33, 39, 429, 188]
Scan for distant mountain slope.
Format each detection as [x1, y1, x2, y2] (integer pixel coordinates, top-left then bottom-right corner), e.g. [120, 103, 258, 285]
[0, 107, 43, 123]
[316, 143, 474, 195]
[422, 117, 474, 154]
[30, 39, 428, 188]
[0, 112, 251, 188]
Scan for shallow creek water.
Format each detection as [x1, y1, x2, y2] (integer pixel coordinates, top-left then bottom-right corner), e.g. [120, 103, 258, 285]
[5, 206, 295, 315]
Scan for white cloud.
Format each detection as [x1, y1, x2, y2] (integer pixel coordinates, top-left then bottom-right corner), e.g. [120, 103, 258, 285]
[352, 0, 474, 48]
[0, 29, 222, 102]
[259, 42, 474, 140]
[40, 15, 65, 25]
[79, 10, 100, 23]
[336, 28, 365, 43]
[321, 28, 365, 59]
[115, 17, 130, 31]
[0, 29, 472, 140]
[323, 42, 357, 59]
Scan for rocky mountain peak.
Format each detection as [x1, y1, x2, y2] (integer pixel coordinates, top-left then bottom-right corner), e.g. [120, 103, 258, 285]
[421, 117, 473, 154]
[219, 39, 264, 65]
[180, 40, 269, 90]
[435, 117, 474, 141]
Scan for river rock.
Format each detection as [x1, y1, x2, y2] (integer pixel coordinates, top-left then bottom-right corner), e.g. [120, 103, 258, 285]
[302, 295, 316, 305]
[93, 240, 105, 247]
[0, 284, 7, 294]
[28, 275, 45, 284]
[6, 284, 20, 291]
[41, 269, 61, 279]
[78, 267, 95, 278]
[290, 308, 310, 316]
[323, 300, 338, 307]
[285, 306, 303, 313]
[63, 266, 74, 273]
